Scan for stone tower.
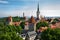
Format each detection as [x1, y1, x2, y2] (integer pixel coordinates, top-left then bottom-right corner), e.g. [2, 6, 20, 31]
[29, 16, 36, 31]
[7, 16, 13, 25]
[36, 3, 40, 20]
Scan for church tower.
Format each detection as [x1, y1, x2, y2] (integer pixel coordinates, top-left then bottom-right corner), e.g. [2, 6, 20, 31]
[36, 3, 40, 20]
[6, 16, 13, 25]
[23, 12, 24, 17]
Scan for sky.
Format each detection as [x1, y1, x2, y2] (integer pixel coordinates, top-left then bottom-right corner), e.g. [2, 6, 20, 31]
[0, 0, 60, 17]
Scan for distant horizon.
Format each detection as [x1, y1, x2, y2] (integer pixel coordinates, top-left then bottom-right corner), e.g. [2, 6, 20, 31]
[1, 16, 60, 18]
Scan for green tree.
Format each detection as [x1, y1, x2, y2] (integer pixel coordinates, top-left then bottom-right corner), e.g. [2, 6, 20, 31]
[53, 18, 59, 22]
[20, 22, 25, 29]
[36, 22, 49, 29]
[4, 25, 22, 34]
[12, 16, 20, 22]
[41, 28, 60, 40]
[0, 32, 23, 40]
[0, 21, 23, 40]
[15, 26, 22, 34]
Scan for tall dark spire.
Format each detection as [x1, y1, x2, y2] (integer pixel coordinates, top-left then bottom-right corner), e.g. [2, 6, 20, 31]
[37, 3, 39, 12]
[37, 3, 40, 20]
[23, 12, 24, 17]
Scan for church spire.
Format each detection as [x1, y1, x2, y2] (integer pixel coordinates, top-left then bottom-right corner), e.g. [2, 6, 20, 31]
[37, 3, 40, 20]
[23, 12, 24, 17]
[37, 3, 39, 12]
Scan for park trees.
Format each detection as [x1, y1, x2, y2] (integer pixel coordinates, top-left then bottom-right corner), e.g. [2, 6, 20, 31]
[0, 24, 23, 40]
[41, 28, 60, 40]
[36, 21, 49, 29]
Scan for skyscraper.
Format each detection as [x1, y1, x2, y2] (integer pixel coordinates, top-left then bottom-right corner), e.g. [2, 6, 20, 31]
[36, 3, 40, 20]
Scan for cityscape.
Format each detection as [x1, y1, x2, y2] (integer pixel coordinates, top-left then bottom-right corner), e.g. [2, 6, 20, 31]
[0, 0, 60, 40]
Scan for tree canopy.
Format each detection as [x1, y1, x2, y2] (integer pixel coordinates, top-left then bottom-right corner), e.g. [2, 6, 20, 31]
[0, 24, 23, 40]
[41, 28, 60, 40]
[36, 21, 49, 29]
[20, 22, 25, 29]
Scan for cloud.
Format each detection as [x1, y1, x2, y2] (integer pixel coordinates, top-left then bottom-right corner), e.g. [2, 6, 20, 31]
[41, 5, 60, 10]
[40, 10, 60, 17]
[0, 0, 8, 4]
[1, 10, 60, 17]
[1, 5, 60, 17]
[40, 4, 60, 17]
[11, 0, 40, 2]
[0, 0, 60, 17]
